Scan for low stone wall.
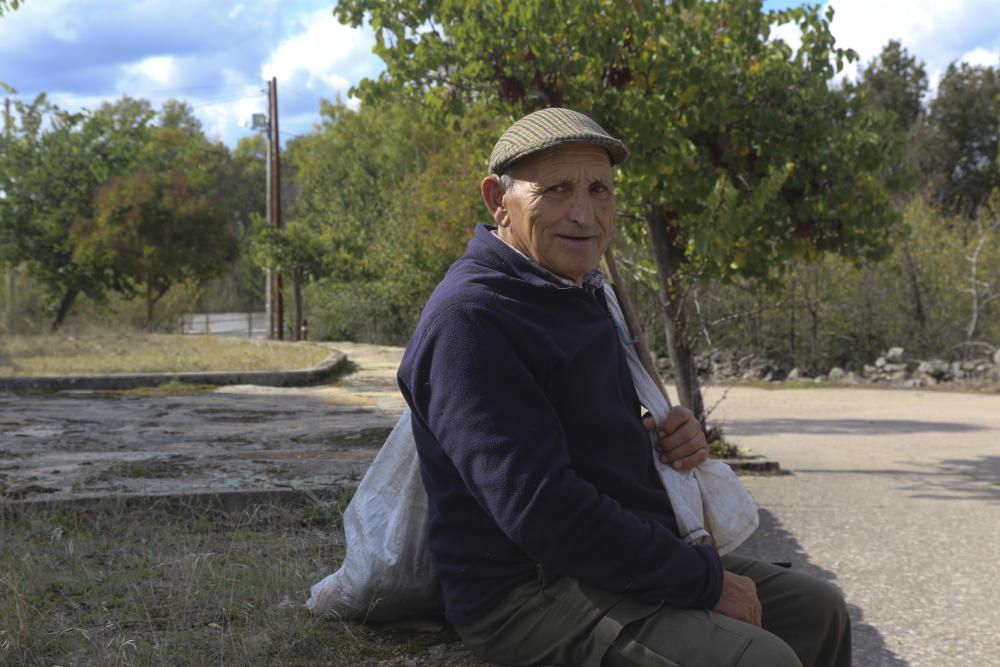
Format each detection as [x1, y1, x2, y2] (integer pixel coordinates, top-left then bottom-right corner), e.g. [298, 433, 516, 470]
[656, 346, 1000, 389]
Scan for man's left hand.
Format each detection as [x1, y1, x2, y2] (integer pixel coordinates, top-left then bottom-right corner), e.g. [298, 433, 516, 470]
[642, 406, 709, 471]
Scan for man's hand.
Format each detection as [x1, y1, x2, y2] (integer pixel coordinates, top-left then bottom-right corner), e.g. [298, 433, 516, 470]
[642, 406, 709, 471]
[712, 571, 762, 627]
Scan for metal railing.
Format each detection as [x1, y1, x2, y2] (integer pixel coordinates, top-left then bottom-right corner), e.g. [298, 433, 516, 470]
[181, 312, 268, 339]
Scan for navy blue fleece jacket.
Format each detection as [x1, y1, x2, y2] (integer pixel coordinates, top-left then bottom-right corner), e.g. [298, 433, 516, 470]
[397, 225, 723, 625]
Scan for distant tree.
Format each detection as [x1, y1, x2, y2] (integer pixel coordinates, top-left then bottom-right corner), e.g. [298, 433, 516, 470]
[335, 0, 901, 421]
[848, 41, 930, 330]
[851, 40, 928, 134]
[0, 96, 154, 328]
[71, 169, 236, 327]
[158, 99, 204, 135]
[0, 95, 244, 329]
[250, 215, 329, 338]
[215, 134, 268, 309]
[290, 98, 434, 282]
[929, 62, 1000, 215]
[228, 134, 268, 230]
[959, 188, 1000, 345]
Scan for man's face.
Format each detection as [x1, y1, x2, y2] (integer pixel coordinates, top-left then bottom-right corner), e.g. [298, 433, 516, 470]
[499, 144, 615, 284]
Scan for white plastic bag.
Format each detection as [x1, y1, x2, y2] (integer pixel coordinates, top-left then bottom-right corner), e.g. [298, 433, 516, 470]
[603, 283, 759, 555]
[306, 407, 441, 620]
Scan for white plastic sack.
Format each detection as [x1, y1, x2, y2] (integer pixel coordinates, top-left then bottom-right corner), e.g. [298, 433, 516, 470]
[603, 283, 760, 556]
[306, 407, 441, 620]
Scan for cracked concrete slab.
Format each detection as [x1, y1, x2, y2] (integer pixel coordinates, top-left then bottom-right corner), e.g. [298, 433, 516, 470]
[0, 343, 405, 502]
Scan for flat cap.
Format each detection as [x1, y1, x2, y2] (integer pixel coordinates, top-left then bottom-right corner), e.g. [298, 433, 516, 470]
[488, 107, 629, 174]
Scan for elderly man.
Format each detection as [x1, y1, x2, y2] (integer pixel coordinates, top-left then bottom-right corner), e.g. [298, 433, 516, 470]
[397, 108, 849, 666]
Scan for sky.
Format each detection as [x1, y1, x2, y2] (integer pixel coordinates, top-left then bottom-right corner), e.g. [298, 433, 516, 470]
[1, 0, 998, 148]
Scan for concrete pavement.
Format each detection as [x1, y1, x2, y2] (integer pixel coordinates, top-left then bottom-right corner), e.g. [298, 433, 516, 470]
[715, 386, 1000, 666]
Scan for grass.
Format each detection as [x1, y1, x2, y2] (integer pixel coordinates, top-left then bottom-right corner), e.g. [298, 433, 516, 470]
[0, 334, 331, 377]
[0, 497, 478, 666]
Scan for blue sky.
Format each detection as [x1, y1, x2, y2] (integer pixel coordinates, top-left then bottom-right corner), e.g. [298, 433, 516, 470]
[1, 1, 998, 148]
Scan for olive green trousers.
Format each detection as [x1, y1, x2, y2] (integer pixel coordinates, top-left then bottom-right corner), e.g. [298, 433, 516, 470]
[455, 555, 851, 667]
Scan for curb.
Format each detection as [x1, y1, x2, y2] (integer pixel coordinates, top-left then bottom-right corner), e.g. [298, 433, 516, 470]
[721, 457, 784, 474]
[0, 349, 350, 393]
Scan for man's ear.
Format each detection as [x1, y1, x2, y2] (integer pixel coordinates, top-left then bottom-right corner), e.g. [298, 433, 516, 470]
[481, 175, 509, 227]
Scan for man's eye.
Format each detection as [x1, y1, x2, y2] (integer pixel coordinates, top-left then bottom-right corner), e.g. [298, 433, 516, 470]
[591, 183, 609, 194]
[547, 184, 565, 193]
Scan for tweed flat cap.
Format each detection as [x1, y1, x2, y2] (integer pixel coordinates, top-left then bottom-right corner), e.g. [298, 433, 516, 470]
[488, 108, 629, 174]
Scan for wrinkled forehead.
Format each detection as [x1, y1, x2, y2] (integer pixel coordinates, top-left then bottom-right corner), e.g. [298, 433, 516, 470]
[508, 143, 614, 182]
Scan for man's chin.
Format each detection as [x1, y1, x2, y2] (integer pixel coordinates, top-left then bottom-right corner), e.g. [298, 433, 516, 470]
[545, 258, 601, 284]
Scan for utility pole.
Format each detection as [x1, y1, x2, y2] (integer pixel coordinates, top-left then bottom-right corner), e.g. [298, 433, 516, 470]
[3, 97, 14, 333]
[262, 104, 272, 338]
[268, 77, 284, 340]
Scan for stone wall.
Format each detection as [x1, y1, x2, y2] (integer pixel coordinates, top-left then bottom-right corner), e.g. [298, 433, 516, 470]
[655, 346, 1000, 388]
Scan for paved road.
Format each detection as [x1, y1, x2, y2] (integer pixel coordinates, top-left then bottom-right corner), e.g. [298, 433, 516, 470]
[714, 386, 1000, 666]
[3, 344, 998, 665]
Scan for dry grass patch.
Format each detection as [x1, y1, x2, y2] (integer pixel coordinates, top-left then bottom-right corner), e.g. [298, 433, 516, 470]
[0, 498, 480, 666]
[0, 334, 330, 376]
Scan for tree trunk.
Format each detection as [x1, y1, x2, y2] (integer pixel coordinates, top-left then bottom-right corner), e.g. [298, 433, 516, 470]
[644, 205, 706, 423]
[49, 287, 79, 331]
[293, 268, 303, 342]
[788, 272, 799, 367]
[145, 282, 154, 330]
[5, 266, 15, 333]
[901, 239, 927, 331]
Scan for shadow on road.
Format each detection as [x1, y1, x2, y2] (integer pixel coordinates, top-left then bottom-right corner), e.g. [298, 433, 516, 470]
[722, 418, 985, 436]
[733, 508, 909, 667]
[723, 419, 986, 436]
[904, 455, 1000, 505]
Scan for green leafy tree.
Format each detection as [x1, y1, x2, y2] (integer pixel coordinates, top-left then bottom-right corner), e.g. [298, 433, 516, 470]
[71, 169, 236, 327]
[289, 97, 492, 342]
[851, 40, 928, 134]
[0, 96, 154, 328]
[67, 100, 238, 327]
[291, 98, 430, 281]
[250, 214, 329, 338]
[848, 41, 930, 331]
[0, 96, 245, 329]
[928, 62, 1000, 215]
[335, 0, 900, 420]
[217, 134, 269, 309]
[228, 134, 268, 231]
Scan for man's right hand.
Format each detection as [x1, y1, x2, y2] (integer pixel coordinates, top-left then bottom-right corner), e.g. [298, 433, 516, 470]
[712, 571, 762, 627]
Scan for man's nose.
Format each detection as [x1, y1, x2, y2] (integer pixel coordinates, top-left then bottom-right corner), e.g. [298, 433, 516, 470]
[567, 190, 595, 225]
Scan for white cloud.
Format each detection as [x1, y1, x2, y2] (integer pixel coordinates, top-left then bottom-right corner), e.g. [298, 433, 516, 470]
[960, 47, 1000, 68]
[826, 0, 1000, 86]
[0, 1, 383, 146]
[262, 9, 361, 93]
[124, 56, 178, 89]
[768, 19, 803, 54]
